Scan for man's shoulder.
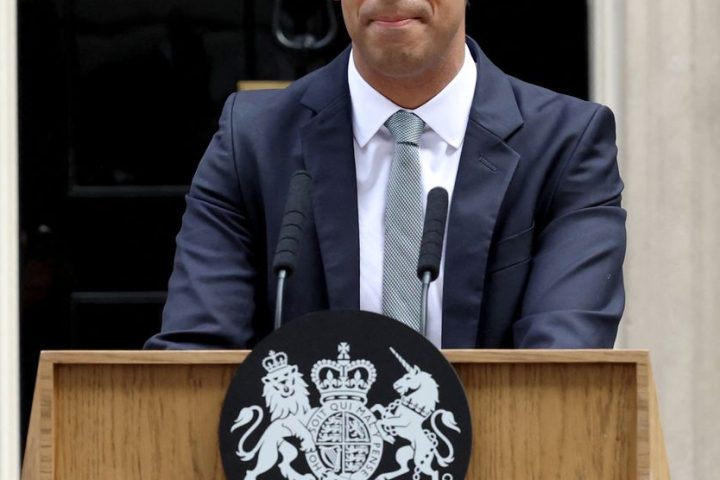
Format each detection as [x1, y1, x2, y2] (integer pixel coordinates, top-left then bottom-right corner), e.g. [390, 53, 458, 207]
[226, 75, 314, 122]
[226, 58, 347, 126]
[466, 37, 611, 138]
[506, 74, 609, 126]
[216, 71, 323, 151]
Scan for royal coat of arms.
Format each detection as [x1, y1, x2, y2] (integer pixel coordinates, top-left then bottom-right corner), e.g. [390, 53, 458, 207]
[228, 342, 461, 480]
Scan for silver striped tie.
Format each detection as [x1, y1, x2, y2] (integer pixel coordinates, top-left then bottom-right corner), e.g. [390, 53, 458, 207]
[382, 110, 425, 331]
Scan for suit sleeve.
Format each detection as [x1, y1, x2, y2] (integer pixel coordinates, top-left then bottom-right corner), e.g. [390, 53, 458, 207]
[145, 94, 261, 349]
[513, 105, 627, 348]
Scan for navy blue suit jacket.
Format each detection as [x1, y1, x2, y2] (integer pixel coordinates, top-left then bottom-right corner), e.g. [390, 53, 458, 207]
[146, 39, 626, 350]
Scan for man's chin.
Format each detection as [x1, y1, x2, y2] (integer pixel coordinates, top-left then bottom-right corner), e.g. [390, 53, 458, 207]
[366, 53, 433, 80]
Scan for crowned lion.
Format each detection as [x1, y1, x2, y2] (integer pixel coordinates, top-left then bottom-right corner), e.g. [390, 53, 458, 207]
[231, 351, 316, 480]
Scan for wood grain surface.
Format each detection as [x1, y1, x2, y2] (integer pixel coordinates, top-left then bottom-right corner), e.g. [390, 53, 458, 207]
[236, 80, 291, 91]
[21, 356, 54, 480]
[54, 364, 235, 480]
[456, 362, 637, 479]
[649, 365, 671, 479]
[38, 349, 649, 364]
[22, 350, 669, 480]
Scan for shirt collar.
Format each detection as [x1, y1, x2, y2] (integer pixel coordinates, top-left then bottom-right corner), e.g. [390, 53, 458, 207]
[348, 45, 477, 149]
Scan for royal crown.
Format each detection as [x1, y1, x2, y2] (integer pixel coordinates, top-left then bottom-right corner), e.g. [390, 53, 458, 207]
[311, 343, 377, 405]
[262, 350, 288, 373]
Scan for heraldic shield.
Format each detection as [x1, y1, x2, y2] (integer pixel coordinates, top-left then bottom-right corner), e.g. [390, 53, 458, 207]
[219, 311, 472, 480]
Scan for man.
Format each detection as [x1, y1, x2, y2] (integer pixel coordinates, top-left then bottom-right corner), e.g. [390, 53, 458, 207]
[146, 0, 625, 350]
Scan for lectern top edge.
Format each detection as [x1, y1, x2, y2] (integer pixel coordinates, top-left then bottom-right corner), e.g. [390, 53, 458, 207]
[39, 349, 650, 365]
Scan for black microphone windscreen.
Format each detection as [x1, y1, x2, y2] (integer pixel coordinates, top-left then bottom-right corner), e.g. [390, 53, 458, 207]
[272, 170, 313, 276]
[417, 187, 449, 281]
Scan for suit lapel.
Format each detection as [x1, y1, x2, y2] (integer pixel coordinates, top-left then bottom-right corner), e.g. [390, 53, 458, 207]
[296, 41, 525, 340]
[300, 50, 360, 310]
[441, 39, 524, 347]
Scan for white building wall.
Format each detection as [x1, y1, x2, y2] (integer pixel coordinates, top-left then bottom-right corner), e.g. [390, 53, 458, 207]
[590, 1, 720, 478]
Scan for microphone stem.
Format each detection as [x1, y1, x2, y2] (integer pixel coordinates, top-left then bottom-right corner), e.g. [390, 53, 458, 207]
[420, 270, 432, 338]
[274, 269, 287, 330]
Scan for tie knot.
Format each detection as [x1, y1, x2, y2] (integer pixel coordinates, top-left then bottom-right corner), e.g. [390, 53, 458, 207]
[384, 110, 425, 146]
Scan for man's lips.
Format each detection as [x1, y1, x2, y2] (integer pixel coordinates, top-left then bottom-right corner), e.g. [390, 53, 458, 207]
[370, 15, 421, 28]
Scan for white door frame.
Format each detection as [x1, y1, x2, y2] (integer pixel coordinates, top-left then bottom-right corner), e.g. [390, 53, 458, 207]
[0, 0, 20, 476]
[587, 0, 625, 151]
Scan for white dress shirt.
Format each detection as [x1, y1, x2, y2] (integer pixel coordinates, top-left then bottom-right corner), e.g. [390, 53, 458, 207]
[348, 46, 477, 347]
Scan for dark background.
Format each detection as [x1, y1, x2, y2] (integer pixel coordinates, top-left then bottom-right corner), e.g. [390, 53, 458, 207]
[18, 0, 588, 452]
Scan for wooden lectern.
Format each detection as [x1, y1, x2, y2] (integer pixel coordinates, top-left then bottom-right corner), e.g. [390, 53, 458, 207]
[22, 350, 670, 479]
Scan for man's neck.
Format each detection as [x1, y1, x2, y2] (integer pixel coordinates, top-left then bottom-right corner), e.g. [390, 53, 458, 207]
[352, 41, 467, 110]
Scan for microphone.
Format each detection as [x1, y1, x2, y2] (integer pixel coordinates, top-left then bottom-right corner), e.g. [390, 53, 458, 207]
[272, 170, 313, 330]
[417, 187, 449, 337]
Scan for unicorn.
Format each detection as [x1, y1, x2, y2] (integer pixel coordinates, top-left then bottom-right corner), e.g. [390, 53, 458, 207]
[371, 348, 461, 480]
